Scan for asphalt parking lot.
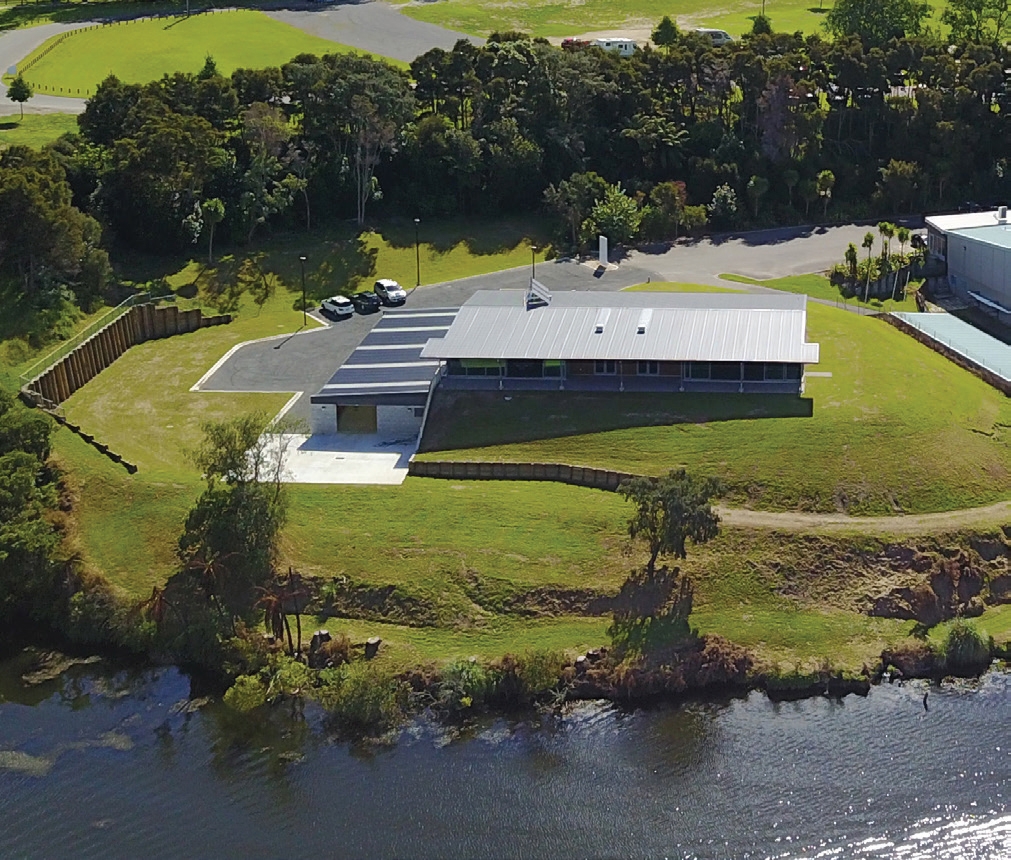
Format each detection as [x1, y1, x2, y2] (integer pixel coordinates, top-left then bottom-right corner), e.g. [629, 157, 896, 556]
[194, 258, 662, 423]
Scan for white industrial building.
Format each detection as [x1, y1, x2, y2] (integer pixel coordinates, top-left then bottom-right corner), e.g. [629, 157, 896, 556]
[925, 208, 1011, 315]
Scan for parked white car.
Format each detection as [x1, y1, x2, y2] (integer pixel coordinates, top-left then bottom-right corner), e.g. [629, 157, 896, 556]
[693, 28, 734, 46]
[321, 295, 354, 320]
[374, 278, 408, 305]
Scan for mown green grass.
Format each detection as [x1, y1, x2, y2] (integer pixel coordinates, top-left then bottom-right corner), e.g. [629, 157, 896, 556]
[420, 300, 1011, 515]
[720, 272, 919, 312]
[626, 280, 741, 293]
[398, 0, 947, 41]
[14, 10, 390, 97]
[0, 114, 78, 149]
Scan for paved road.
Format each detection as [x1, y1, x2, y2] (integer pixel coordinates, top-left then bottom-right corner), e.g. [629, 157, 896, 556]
[0, 23, 88, 115]
[268, 2, 479, 64]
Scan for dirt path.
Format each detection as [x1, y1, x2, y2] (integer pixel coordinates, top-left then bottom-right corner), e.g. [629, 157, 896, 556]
[717, 500, 1011, 534]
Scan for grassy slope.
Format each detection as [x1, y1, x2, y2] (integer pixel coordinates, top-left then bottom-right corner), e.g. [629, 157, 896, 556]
[15, 11, 391, 97]
[419, 300, 1011, 515]
[0, 114, 78, 149]
[398, 0, 947, 41]
[720, 273, 919, 312]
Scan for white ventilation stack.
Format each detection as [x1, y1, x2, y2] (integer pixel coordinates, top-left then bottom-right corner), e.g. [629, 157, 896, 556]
[998, 205, 1008, 223]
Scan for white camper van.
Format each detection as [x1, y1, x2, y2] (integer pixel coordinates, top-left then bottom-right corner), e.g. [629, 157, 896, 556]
[592, 37, 636, 57]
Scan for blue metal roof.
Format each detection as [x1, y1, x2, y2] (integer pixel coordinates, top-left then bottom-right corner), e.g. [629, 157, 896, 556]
[893, 312, 1011, 381]
[311, 307, 458, 405]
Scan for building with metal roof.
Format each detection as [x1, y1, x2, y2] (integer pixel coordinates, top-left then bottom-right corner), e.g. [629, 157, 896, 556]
[421, 290, 819, 395]
[310, 307, 457, 437]
[925, 208, 1011, 316]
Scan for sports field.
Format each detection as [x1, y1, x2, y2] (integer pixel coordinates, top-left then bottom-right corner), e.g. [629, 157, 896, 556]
[14, 10, 384, 97]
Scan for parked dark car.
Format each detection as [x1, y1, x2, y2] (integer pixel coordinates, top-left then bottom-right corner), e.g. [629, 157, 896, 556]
[350, 291, 382, 314]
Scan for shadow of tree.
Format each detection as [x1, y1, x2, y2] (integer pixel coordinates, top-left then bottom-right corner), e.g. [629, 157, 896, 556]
[608, 565, 695, 659]
[376, 216, 550, 258]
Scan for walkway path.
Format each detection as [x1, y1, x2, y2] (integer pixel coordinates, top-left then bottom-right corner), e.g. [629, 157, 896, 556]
[718, 501, 1011, 534]
[0, 22, 88, 115]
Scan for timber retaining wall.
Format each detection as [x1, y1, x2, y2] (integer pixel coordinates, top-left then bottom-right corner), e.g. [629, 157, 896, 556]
[882, 313, 1011, 396]
[408, 458, 636, 491]
[24, 304, 231, 407]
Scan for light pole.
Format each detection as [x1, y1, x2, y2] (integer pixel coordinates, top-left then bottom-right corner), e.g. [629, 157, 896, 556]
[414, 218, 421, 287]
[299, 255, 307, 328]
[531, 245, 537, 281]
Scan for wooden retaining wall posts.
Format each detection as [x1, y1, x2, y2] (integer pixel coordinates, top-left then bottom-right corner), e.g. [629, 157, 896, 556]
[24, 304, 231, 408]
[408, 458, 636, 491]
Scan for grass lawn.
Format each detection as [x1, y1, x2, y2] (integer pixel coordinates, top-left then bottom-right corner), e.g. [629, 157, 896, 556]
[419, 298, 1011, 515]
[399, 0, 945, 40]
[720, 273, 919, 312]
[398, 0, 948, 41]
[13, 10, 390, 97]
[626, 280, 741, 293]
[0, 114, 78, 149]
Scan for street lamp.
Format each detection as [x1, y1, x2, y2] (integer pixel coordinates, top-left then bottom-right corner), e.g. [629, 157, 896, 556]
[531, 245, 537, 281]
[299, 255, 307, 328]
[414, 218, 421, 287]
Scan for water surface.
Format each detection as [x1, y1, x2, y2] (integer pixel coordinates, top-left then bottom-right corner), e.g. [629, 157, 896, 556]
[1, 653, 1008, 859]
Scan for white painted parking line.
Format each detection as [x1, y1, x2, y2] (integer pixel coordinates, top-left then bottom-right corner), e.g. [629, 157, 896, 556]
[356, 343, 429, 350]
[319, 380, 434, 391]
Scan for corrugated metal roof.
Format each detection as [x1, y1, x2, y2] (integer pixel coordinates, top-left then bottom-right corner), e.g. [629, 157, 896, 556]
[421, 291, 819, 364]
[311, 308, 457, 404]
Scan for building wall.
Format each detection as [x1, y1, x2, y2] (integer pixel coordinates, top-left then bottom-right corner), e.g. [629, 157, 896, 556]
[376, 405, 424, 438]
[311, 403, 338, 435]
[947, 234, 1011, 307]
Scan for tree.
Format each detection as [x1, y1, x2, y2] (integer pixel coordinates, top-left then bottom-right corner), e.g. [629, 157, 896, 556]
[202, 197, 225, 264]
[652, 15, 679, 53]
[845, 241, 859, 281]
[896, 225, 911, 262]
[877, 220, 895, 258]
[798, 179, 818, 218]
[878, 160, 919, 213]
[862, 230, 875, 300]
[941, 0, 1011, 46]
[783, 168, 799, 207]
[747, 174, 770, 218]
[650, 180, 688, 237]
[708, 183, 740, 230]
[178, 414, 292, 614]
[586, 183, 641, 245]
[617, 469, 722, 574]
[825, 0, 931, 47]
[543, 171, 609, 247]
[751, 13, 773, 34]
[7, 76, 32, 120]
[816, 169, 835, 218]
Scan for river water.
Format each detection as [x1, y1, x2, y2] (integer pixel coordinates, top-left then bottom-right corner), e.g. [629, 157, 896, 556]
[1, 652, 1009, 860]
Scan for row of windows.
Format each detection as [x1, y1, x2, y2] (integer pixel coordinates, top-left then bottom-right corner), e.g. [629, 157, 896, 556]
[448, 359, 802, 380]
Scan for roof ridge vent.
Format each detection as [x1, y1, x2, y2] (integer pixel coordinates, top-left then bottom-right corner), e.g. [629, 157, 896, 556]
[593, 308, 610, 334]
[636, 308, 652, 334]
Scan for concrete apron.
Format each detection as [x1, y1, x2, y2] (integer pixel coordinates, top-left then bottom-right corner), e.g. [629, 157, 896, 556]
[261, 433, 417, 485]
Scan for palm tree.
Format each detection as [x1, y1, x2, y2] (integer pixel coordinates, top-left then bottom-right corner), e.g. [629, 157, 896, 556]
[878, 221, 895, 259]
[256, 585, 294, 655]
[133, 585, 176, 627]
[283, 568, 308, 656]
[896, 226, 911, 262]
[862, 231, 875, 302]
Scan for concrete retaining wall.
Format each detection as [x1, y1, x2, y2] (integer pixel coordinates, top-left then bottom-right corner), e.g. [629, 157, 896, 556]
[408, 459, 635, 491]
[25, 304, 231, 407]
[882, 314, 1011, 396]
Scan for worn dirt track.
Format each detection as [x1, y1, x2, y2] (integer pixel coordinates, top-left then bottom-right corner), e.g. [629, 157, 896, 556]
[717, 501, 1011, 534]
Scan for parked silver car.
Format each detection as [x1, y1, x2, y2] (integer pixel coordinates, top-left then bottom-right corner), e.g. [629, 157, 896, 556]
[373, 278, 408, 305]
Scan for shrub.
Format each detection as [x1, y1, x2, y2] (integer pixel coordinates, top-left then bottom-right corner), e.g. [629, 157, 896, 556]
[318, 633, 353, 666]
[942, 620, 991, 675]
[438, 657, 495, 711]
[316, 661, 408, 730]
[224, 674, 268, 712]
